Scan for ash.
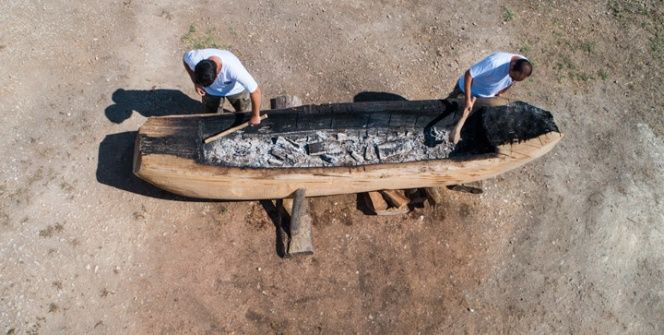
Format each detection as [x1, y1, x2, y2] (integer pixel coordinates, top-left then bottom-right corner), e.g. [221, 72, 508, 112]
[203, 128, 454, 168]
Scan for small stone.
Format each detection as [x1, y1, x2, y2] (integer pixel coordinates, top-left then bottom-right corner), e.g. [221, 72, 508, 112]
[349, 150, 363, 162]
[321, 154, 338, 164]
[268, 158, 284, 166]
[270, 147, 287, 160]
[364, 145, 377, 161]
[377, 140, 413, 160]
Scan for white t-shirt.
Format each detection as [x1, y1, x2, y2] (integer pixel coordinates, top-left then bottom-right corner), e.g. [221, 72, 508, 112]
[457, 52, 526, 97]
[183, 49, 258, 96]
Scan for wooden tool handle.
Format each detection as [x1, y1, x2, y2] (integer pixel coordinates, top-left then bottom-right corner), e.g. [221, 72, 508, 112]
[203, 114, 268, 144]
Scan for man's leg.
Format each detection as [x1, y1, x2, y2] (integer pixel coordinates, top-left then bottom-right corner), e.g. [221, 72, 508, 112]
[202, 94, 224, 113]
[226, 90, 251, 112]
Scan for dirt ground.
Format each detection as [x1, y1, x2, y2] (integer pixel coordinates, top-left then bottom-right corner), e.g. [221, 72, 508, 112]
[1, 0, 663, 334]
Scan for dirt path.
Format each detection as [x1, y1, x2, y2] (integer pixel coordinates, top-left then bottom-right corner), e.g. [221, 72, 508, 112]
[1, 0, 662, 334]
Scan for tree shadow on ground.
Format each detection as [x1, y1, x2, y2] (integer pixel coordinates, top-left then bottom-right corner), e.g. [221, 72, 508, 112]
[96, 131, 204, 201]
[105, 88, 202, 123]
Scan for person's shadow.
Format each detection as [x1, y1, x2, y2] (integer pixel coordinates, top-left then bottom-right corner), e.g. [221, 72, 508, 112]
[96, 131, 203, 201]
[105, 88, 202, 123]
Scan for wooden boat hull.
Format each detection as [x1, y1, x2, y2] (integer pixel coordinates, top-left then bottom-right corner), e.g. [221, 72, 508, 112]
[133, 100, 562, 200]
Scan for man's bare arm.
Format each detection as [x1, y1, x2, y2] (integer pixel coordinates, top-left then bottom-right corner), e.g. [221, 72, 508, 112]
[451, 70, 476, 144]
[249, 87, 262, 125]
[183, 61, 205, 96]
[463, 70, 473, 108]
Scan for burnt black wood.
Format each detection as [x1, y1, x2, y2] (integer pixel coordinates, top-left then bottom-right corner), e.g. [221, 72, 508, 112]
[138, 99, 458, 162]
[137, 99, 560, 164]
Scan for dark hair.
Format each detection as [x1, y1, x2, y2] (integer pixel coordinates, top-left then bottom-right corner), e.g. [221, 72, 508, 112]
[513, 59, 533, 77]
[194, 59, 217, 86]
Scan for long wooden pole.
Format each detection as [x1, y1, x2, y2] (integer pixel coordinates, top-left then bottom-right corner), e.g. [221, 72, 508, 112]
[203, 114, 268, 144]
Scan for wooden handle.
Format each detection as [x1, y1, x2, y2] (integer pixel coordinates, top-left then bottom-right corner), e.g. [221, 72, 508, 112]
[203, 114, 268, 144]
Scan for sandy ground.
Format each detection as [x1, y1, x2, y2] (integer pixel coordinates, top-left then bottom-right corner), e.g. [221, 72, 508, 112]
[1, 0, 663, 334]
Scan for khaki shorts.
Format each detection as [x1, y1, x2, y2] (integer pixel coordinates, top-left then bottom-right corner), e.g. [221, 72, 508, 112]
[202, 90, 251, 113]
[446, 83, 509, 109]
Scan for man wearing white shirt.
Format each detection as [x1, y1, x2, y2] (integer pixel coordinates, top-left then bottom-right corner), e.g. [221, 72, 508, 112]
[183, 48, 263, 125]
[449, 51, 532, 144]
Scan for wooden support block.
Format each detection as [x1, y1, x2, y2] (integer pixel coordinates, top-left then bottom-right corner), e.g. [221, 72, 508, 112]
[380, 190, 410, 209]
[270, 95, 303, 109]
[287, 189, 314, 256]
[364, 191, 409, 215]
[424, 187, 444, 205]
[366, 191, 388, 213]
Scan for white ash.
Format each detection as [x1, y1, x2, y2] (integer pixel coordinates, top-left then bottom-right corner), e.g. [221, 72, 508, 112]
[203, 128, 454, 168]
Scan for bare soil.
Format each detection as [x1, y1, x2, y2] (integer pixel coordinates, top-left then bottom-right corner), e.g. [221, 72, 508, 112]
[1, 0, 662, 334]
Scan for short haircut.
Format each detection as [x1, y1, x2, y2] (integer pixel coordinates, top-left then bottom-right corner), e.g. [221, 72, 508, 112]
[514, 59, 533, 77]
[194, 59, 217, 86]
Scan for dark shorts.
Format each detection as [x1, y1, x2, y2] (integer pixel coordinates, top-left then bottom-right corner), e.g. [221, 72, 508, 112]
[202, 90, 251, 113]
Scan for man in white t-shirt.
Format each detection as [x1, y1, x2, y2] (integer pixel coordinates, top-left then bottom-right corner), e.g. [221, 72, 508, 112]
[183, 49, 263, 125]
[449, 52, 532, 144]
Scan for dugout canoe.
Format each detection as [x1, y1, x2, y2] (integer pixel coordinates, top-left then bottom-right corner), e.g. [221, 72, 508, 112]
[133, 99, 562, 200]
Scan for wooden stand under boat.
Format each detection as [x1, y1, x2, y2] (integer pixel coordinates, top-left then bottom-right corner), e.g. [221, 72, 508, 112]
[133, 99, 563, 200]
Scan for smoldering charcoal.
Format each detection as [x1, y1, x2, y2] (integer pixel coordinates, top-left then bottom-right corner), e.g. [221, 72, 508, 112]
[203, 128, 454, 168]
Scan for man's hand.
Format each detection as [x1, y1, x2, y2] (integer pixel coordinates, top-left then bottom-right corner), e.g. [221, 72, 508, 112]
[195, 84, 206, 96]
[249, 114, 262, 126]
[450, 97, 476, 145]
[248, 88, 262, 126]
[464, 96, 476, 111]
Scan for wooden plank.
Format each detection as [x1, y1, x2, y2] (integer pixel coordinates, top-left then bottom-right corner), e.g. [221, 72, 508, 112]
[365, 191, 409, 215]
[380, 190, 410, 209]
[366, 191, 388, 213]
